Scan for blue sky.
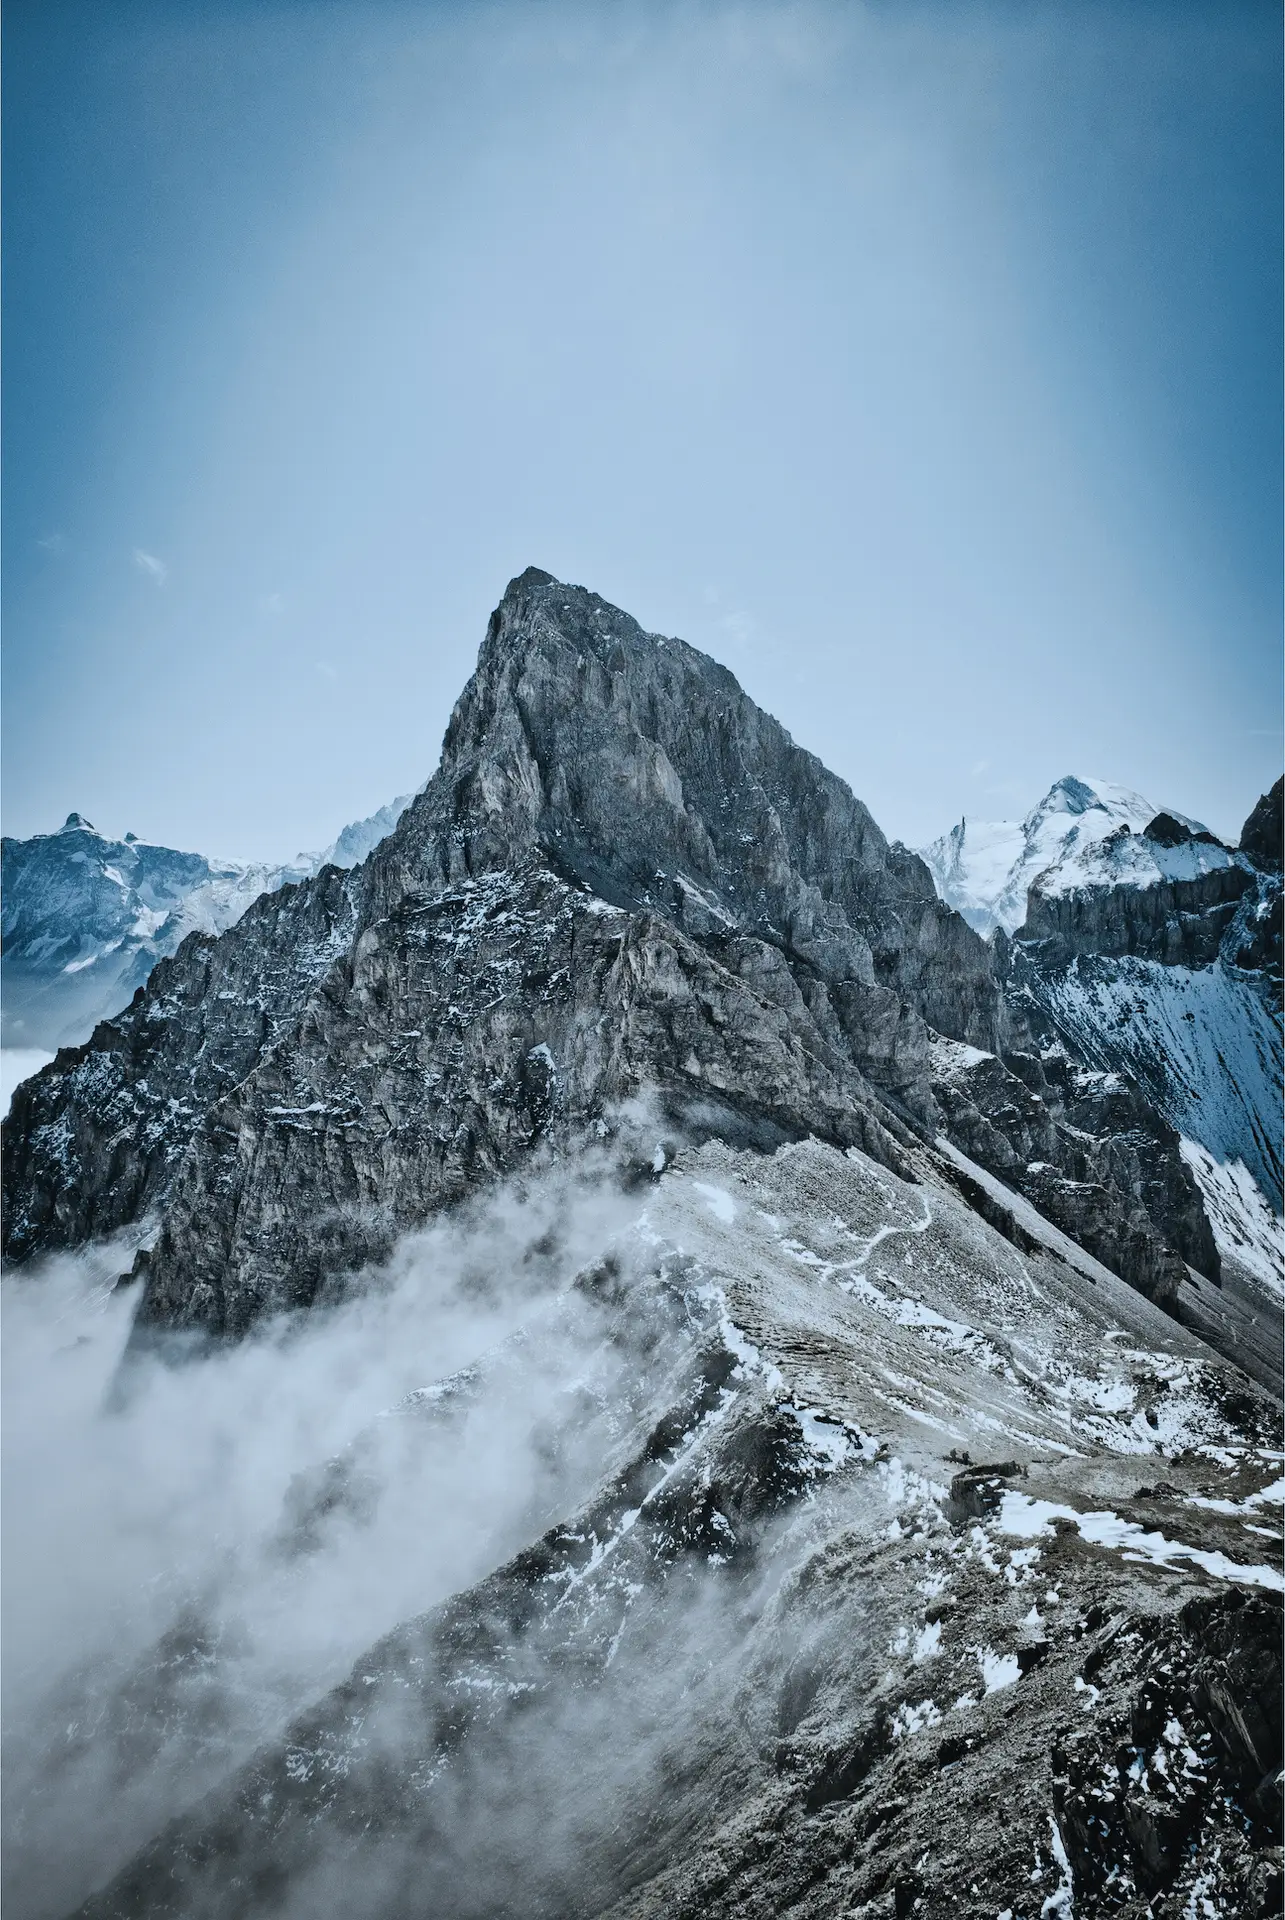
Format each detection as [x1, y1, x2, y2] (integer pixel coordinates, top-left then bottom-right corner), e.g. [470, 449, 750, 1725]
[4, 0, 1280, 860]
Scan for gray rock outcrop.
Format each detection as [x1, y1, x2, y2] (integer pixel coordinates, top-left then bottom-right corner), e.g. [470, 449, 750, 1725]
[1240, 776, 1284, 873]
[4, 572, 1222, 1337]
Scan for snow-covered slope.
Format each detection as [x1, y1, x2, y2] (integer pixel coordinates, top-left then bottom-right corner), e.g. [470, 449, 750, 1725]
[1, 798, 411, 1050]
[922, 775, 1241, 936]
[1018, 954, 1283, 1275]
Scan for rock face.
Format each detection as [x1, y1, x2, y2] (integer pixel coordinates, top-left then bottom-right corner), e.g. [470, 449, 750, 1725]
[1240, 776, 1284, 873]
[5, 572, 1219, 1330]
[4, 867, 362, 1260]
[1014, 852, 1256, 972]
[0, 799, 410, 1051]
[379, 570, 1006, 1058]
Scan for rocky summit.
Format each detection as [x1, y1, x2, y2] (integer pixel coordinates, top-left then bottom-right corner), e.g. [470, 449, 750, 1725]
[2, 571, 1281, 1920]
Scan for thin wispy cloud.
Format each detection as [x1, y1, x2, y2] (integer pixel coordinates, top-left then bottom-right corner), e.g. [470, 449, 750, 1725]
[718, 611, 754, 649]
[131, 549, 168, 586]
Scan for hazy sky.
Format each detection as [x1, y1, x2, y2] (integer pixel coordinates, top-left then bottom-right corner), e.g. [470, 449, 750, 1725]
[4, 0, 1280, 861]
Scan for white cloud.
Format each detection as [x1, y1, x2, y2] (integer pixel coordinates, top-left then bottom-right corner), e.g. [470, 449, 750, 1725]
[132, 549, 168, 585]
[718, 611, 754, 648]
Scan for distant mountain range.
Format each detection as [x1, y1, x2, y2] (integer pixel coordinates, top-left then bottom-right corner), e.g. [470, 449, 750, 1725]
[1, 797, 411, 1050]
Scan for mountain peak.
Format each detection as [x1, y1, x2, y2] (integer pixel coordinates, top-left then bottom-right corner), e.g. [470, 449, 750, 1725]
[921, 774, 1237, 936]
[1025, 774, 1158, 835]
[60, 811, 98, 834]
[1038, 774, 1104, 817]
[384, 574, 1006, 1056]
[505, 564, 557, 593]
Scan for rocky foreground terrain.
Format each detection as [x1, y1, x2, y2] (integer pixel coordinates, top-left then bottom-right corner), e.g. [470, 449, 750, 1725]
[2, 570, 1281, 1920]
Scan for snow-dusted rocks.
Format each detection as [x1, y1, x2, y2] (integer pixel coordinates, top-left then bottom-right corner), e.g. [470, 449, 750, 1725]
[924, 773, 1283, 1379]
[39, 1134, 1284, 1920]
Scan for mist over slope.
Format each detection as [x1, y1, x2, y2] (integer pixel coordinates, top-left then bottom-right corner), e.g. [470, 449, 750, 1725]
[3, 574, 1281, 1920]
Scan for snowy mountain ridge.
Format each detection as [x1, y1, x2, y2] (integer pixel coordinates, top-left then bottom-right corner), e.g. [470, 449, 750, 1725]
[1, 796, 412, 1051]
[921, 773, 1245, 937]
[922, 773, 1284, 1300]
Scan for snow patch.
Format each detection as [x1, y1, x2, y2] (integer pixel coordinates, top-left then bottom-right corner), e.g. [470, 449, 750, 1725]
[976, 1646, 1021, 1694]
[692, 1181, 736, 1224]
[891, 1698, 942, 1739]
[1180, 1139, 1283, 1294]
[1041, 1813, 1075, 1917]
[997, 1490, 1284, 1590]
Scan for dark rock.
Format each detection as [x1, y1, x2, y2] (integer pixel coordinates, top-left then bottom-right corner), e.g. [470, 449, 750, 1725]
[946, 1461, 1023, 1526]
[1051, 1594, 1283, 1912]
[892, 1873, 922, 1916]
[1015, 861, 1255, 970]
[1241, 777, 1284, 872]
[1182, 1588, 1284, 1841]
[1143, 812, 1195, 848]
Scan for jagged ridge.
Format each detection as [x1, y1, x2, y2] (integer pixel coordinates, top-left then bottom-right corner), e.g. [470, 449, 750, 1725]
[3, 572, 1224, 1338]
